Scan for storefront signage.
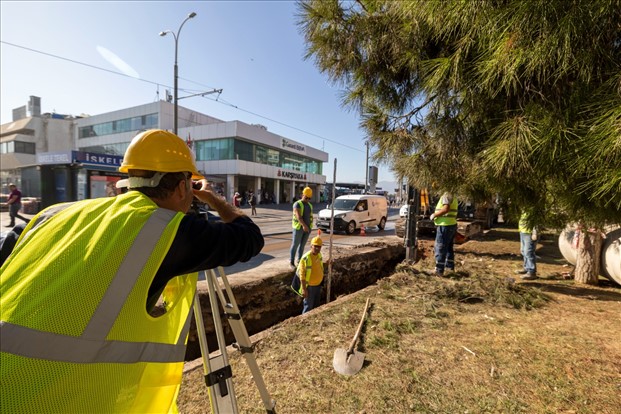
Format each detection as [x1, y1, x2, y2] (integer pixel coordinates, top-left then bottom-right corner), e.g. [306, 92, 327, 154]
[37, 151, 124, 167]
[281, 138, 306, 155]
[37, 151, 72, 164]
[75, 151, 123, 167]
[277, 169, 307, 180]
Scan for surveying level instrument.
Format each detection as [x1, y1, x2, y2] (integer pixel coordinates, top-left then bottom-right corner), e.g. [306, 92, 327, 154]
[193, 267, 276, 414]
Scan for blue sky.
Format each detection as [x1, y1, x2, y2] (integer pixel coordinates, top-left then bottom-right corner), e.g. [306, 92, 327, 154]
[1, 1, 398, 187]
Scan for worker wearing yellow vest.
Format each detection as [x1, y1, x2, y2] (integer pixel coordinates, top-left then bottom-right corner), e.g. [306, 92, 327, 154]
[294, 236, 325, 313]
[0, 129, 264, 413]
[430, 192, 458, 276]
[290, 186, 314, 269]
[516, 209, 538, 280]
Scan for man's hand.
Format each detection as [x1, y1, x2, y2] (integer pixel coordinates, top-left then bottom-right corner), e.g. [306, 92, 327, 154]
[192, 180, 244, 223]
[430, 213, 436, 220]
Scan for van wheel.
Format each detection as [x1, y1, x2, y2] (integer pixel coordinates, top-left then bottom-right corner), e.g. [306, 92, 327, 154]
[346, 220, 356, 235]
[378, 217, 386, 231]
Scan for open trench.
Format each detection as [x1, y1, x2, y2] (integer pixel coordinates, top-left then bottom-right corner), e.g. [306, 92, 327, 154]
[172, 238, 405, 361]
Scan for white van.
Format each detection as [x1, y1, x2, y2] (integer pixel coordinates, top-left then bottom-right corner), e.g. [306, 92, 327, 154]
[316, 194, 388, 234]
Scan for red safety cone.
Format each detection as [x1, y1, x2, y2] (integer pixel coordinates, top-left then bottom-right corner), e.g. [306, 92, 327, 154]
[318, 229, 322, 236]
[360, 224, 366, 236]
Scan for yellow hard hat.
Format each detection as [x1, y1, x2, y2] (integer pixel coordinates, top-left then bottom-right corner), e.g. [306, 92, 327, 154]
[311, 236, 322, 246]
[119, 129, 203, 179]
[303, 187, 313, 198]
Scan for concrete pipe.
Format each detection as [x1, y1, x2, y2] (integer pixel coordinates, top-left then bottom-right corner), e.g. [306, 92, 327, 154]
[558, 225, 621, 286]
[601, 228, 621, 286]
[558, 226, 578, 266]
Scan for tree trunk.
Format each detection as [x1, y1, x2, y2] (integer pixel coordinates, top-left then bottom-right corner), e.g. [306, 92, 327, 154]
[574, 227, 602, 285]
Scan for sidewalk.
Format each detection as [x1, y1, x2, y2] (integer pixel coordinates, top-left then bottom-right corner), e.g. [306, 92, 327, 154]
[1, 201, 399, 236]
[0, 210, 34, 231]
[0, 203, 295, 236]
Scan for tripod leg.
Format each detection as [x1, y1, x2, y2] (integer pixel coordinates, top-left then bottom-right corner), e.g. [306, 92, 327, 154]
[193, 271, 239, 413]
[213, 267, 276, 413]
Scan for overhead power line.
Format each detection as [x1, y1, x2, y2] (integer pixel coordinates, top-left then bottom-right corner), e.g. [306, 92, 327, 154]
[1, 40, 364, 153]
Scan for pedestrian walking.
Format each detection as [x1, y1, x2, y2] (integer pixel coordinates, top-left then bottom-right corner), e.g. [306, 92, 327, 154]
[249, 190, 257, 216]
[4, 183, 29, 227]
[233, 191, 242, 207]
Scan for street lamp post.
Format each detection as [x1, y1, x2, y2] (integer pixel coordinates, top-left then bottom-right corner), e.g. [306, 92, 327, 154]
[160, 12, 197, 136]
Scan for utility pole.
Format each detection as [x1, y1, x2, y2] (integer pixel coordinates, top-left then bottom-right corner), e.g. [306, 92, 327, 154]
[160, 12, 197, 136]
[404, 186, 420, 262]
[364, 141, 369, 194]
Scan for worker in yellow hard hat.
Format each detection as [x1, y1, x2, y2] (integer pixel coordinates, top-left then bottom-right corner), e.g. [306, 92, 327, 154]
[0, 129, 264, 413]
[289, 186, 314, 269]
[292, 236, 326, 313]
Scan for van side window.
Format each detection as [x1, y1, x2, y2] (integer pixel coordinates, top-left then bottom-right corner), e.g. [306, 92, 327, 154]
[356, 200, 368, 211]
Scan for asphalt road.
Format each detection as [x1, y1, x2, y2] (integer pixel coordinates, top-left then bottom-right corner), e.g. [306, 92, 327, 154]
[1, 203, 403, 276]
[225, 203, 403, 274]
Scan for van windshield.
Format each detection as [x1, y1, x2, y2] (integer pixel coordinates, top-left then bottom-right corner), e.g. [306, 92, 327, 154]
[333, 199, 358, 210]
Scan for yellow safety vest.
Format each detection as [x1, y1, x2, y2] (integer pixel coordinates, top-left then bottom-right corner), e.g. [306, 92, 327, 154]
[291, 200, 313, 230]
[294, 251, 324, 296]
[1, 191, 197, 413]
[433, 195, 458, 226]
[518, 211, 533, 234]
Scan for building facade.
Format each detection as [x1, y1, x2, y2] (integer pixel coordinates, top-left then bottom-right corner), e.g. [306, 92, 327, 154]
[1, 98, 328, 209]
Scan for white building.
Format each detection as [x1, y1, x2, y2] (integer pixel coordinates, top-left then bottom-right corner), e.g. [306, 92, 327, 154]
[1, 96, 76, 202]
[2, 98, 329, 208]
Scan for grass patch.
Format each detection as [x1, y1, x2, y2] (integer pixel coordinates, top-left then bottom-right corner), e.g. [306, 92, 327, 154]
[178, 233, 621, 413]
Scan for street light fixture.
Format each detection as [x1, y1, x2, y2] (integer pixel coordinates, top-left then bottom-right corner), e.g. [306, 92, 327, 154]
[160, 12, 197, 136]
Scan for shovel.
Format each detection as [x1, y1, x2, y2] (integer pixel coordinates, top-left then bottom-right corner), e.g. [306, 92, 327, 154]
[333, 297, 371, 376]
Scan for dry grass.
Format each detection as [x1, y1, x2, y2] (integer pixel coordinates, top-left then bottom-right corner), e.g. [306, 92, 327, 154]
[178, 230, 621, 413]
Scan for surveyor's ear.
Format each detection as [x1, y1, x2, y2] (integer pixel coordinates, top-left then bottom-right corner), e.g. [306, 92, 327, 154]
[175, 178, 189, 200]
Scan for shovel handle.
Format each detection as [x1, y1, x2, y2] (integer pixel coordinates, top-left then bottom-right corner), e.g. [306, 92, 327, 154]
[347, 298, 371, 354]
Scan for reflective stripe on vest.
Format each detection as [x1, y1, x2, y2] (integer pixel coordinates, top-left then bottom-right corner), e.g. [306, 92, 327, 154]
[0, 320, 187, 363]
[292, 200, 313, 230]
[434, 196, 458, 226]
[0, 207, 190, 363]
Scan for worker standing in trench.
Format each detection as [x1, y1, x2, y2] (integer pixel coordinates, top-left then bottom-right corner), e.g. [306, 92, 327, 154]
[0, 129, 264, 413]
[294, 236, 327, 314]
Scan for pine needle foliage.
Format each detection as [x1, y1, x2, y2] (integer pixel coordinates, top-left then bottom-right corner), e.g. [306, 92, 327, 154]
[298, 0, 621, 227]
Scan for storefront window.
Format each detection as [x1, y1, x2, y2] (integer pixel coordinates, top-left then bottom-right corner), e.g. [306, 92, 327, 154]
[256, 146, 268, 164]
[266, 149, 279, 166]
[192, 137, 323, 175]
[195, 138, 234, 161]
[81, 143, 128, 156]
[79, 113, 158, 139]
[234, 140, 253, 161]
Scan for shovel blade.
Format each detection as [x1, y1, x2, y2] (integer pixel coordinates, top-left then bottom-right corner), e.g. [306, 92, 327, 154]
[333, 348, 366, 376]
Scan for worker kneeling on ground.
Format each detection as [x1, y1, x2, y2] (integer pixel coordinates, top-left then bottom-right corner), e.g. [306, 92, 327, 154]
[0, 129, 264, 413]
[294, 236, 327, 314]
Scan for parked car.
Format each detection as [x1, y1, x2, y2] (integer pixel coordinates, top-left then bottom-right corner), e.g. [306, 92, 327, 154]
[316, 194, 388, 234]
[399, 204, 409, 218]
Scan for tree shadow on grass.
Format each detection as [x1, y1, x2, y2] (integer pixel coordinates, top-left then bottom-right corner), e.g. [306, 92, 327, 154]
[526, 280, 621, 302]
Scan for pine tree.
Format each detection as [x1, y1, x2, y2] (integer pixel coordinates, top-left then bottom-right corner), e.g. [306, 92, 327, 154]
[298, 0, 621, 283]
